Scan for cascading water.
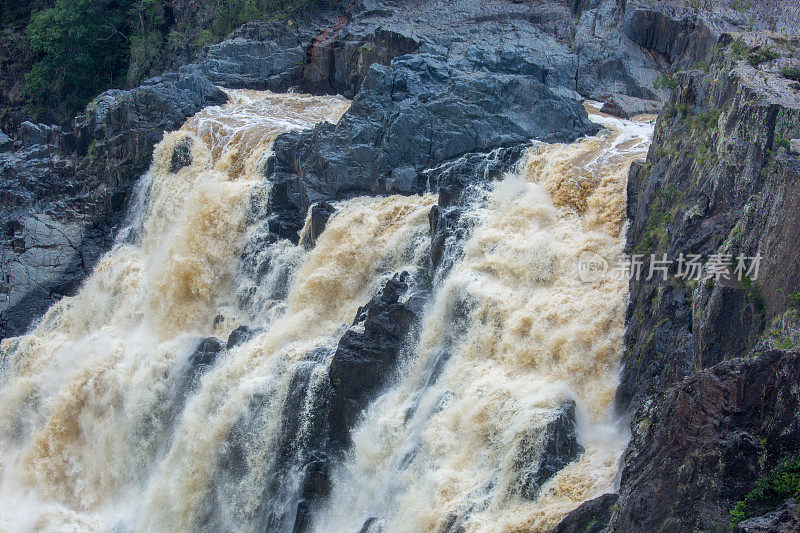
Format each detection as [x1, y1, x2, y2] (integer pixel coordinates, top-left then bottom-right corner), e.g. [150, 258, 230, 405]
[311, 107, 655, 532]
[0, 88, 653, 533]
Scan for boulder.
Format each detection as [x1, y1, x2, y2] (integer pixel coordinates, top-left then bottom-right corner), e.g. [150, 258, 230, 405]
[226, 325, 256, 349]
[555, 493, 619, 533]
[600, 93, 662, 118]
[516, 401, 584, 500]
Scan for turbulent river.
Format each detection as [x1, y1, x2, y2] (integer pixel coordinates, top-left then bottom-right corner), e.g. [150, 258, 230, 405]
[0, 90, 653, 532]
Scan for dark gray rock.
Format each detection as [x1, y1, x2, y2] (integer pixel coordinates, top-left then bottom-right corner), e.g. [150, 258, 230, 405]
[610, 350, 800, 532]
[199, 10, 420, 98]
[226, 325, 256, 349]
[619, 34, 800, 410]
[169, 136, 193, 173]
[516, 401, 584, 501]
[0, 71, 225, 340]
[18, 121, 60, 148]
[328, 271, 427, 447]
[200, 21, 308, 91]
[263, 53, 598, 242]
[425, 145, 527, 276]
[735, 499, 800, 533]
[299, 202, 335, 250]
[555, 493, 619, 533]
[189, 337, 223, 370]
[622, 7, 715, 65]
[0, 129, 10, 152]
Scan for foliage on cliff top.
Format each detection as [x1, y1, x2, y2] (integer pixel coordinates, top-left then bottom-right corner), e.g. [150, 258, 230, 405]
[11, 0, 335, 121]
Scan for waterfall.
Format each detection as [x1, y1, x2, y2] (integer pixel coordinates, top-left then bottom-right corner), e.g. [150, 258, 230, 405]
[310, 107, 654, 532]
[0, 89, 652, 532]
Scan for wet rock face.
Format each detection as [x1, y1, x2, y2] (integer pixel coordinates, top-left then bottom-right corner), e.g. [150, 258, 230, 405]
[328, 271, 427, 448]
[263, 53, 598, 242]
[226, 325, 256, 349]
[516, 401, 584, 501]
[0, 71, 225, 341]
[169, 136, 193, 173]
[192, 273, 428, 533]
[610, 349, 800, 532]
[426, 145, 528, 276]
[619, 34, 800, 409]
[299, 202, 335, 250]
[554, 492, 618, 533]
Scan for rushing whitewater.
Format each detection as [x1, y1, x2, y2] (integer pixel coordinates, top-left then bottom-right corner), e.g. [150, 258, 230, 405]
[0, 89, 653, 532]
[311, 107, 654, 532]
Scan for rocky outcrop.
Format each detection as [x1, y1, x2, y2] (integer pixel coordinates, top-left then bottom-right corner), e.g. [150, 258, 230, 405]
[555, 492, 619, 533]
[328, 271, 427, 448]
[200, 21, 310, 91]
[735, 499, 800, 533]
[610, 349, 800, 532]
[0, 72, 226, 340]
[262, 53, 598, 243]
[299, 202, 335, 249]
[516, 401, 584, 501]
[618, 33, 800, 409]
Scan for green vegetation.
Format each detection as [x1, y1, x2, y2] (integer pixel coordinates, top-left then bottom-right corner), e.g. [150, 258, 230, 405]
[633, 185, 682, 254]
[730, 454, 800, 525]
[775, 136, 791, 151]
[768, 289, 800, 350]
[731, 37, 749, 59]
[689, 109, 721, 132]
[13, 0, 332, 120]
[653, 73, 679, 91]
[740, 276, 766, 315]
[747, 48, 779, 68]
[25, 0, 131, 117]
[781, 67, 800, 82]
[731, 0, 752, 12]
